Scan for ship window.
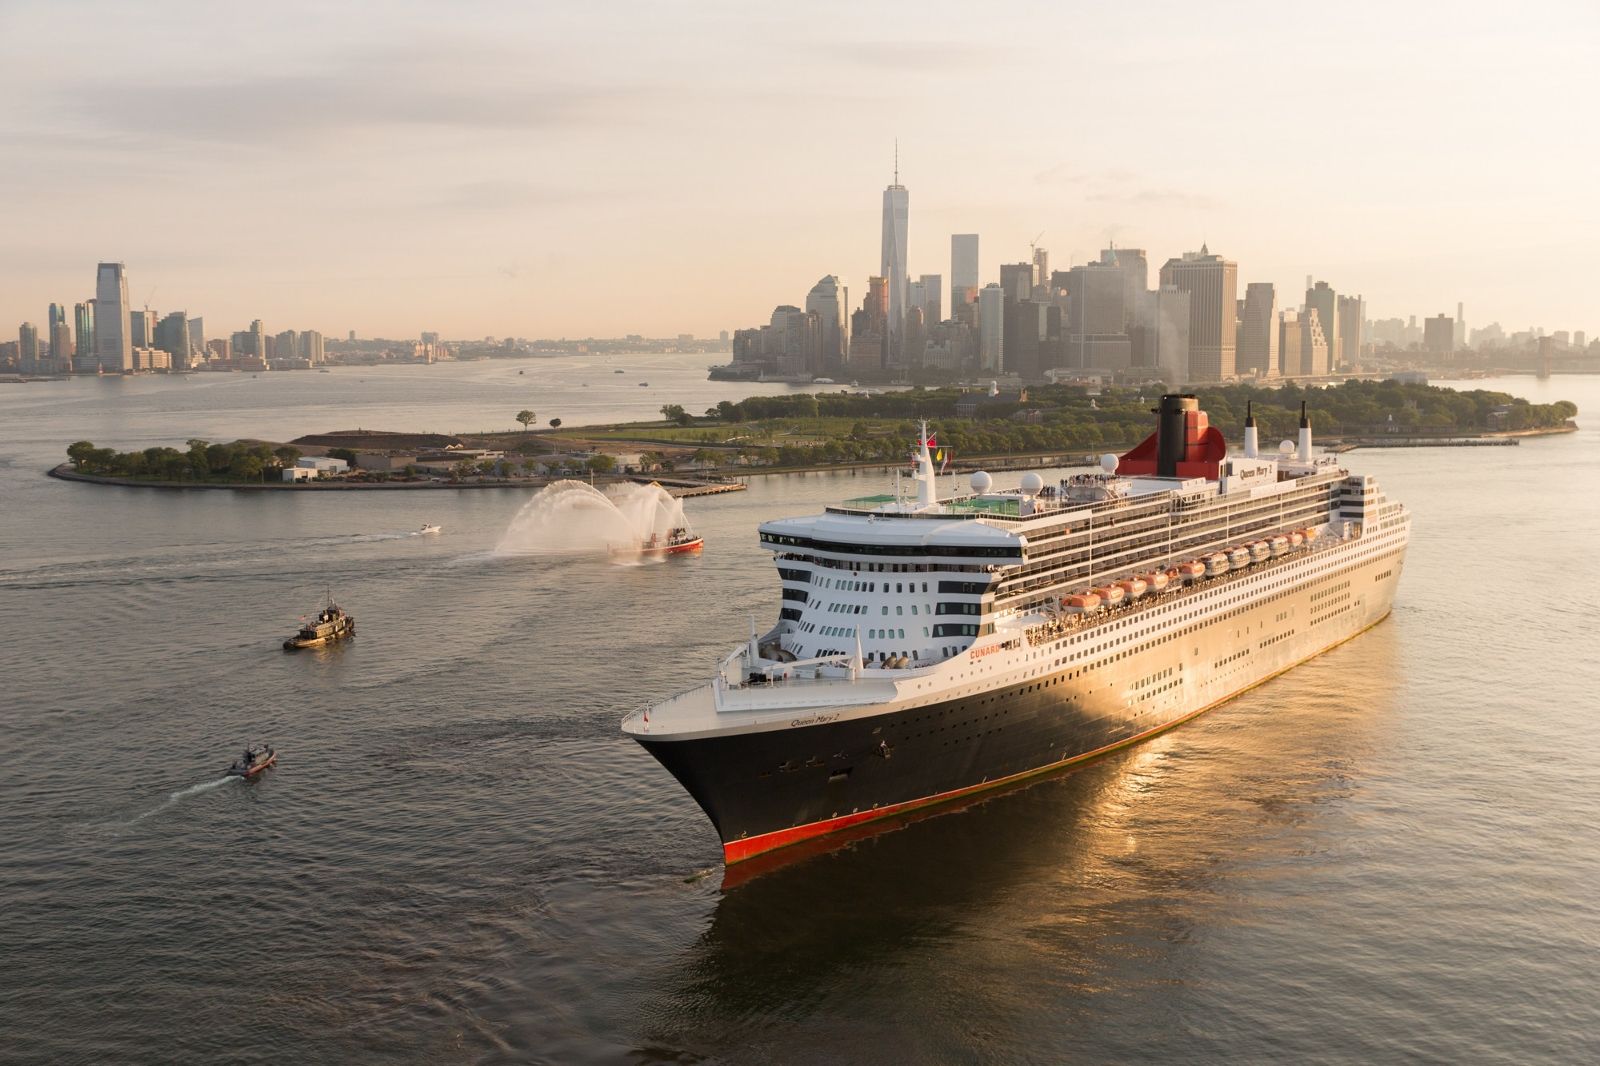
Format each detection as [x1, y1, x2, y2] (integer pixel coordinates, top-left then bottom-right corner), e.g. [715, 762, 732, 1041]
[882, 606, 889, 615]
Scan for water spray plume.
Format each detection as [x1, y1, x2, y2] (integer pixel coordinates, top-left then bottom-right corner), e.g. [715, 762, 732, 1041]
[494, 480, 688, 556]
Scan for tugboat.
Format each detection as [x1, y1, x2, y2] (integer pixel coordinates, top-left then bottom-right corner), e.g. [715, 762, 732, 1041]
[618, 526, 704, 557]
[283, 597, 355, 650]
[227, 744, 276, 778]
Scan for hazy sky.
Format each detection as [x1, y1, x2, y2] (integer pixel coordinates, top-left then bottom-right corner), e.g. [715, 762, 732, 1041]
[2, 0, 1595, 340]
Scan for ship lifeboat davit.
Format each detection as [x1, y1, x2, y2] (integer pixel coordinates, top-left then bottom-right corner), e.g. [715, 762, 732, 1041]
[1097, 585, 1127, 608]
[1270, 535, 1290, 557]
[1206, 553, 1230, 577]
[1116, 577, 1148, 600]
[1228, 547, 1252, 570]
[1062, 592, 1102, 613]
[1179, 560, 1207, 582]
[1143, 571, 1170, 593]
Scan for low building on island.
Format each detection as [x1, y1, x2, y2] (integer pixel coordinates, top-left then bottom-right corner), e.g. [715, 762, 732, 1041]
[283, 455, 350, 481]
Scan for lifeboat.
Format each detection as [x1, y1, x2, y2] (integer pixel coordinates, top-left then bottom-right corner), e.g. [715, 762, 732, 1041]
[1228, 547, 1252, 570]
[1061, 592, 1102, 613]
[1270, 535, 1289, 557]
[1178, 560, 1206, 582]
[1143, 571, 1170, 593]
[1289, 531, 1305, 548]
[1116, 577, 1148, 600]
[1249, 540, 1271, 560]
[1206, 553, 1230, 578]
[1098, 585, 1126, 608]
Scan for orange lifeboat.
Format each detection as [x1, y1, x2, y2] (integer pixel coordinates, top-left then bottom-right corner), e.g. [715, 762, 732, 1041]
[1116, 577, 1148, 600]
[1178, 560, 1206, 581]
[1228, 547, 1251, 570]
[1098, 585, 1126, 608]
[1061, 592, 1102, 613]
[1205, 553, 1230, 577]
[1143, 571, 1170, 593]
[1288, 531, 1305, 549]
[1270, 535, 1289, 557]
[1249, 540, 1271, 560]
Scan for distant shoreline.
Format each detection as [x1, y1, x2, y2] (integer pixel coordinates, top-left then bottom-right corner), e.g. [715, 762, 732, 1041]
[48, 422, 1573, 494]
[46, 465, 746, 497]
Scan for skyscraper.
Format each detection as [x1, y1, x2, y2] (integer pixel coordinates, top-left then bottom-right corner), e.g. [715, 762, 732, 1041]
[978, 283, 1004, 372]
[1031, 247, 1049, 295]
[94, 262, 132, 374]
[1454, 302, 1466, 350]
[1237, 282, 1278, 377]
[129, 308, 156, 349]
[1302, 308, 1329, 374]
[1066, 261, 1131, 370]
[805, 275, 846, 370]
[1158, 246, 1237, 381]
[187, 317, 205, 358]
[917, 273, 942, 325]
[1279, 310, 1304, 376]
[881, 166, 909, 364]
[1424, 314, 1455, 354]
[73, 302, 95, 372]
[1106, 246, 1148, 320]
[1305, 281, 1339, 373]
[1336, 295, 1365, 365]
[998, 262, 1033, 303]
[19, 322, 41, 374]
[300, 330, 325, 365]
[155, 311, 191, 369]
[951, 234, 979, 324]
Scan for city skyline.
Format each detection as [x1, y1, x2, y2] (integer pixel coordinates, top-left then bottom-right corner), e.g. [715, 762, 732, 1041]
[1, 2, 1596, 338]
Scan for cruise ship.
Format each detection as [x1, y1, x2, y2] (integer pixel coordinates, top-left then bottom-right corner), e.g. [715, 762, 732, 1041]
[623, 395, 1410, 864]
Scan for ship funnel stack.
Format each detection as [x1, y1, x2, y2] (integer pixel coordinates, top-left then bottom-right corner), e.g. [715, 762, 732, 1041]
[1243, 401, 1259, 458]
[1156, 394, 1199, 478]
[1297, 401, 1313, 462]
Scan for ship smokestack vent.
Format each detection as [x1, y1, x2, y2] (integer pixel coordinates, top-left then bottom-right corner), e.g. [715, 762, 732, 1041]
[1156, 394, 1198, 478]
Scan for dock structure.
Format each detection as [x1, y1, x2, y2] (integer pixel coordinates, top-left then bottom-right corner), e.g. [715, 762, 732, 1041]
[626, 476, 748, 498]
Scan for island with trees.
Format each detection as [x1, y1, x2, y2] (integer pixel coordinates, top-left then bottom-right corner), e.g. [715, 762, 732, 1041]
[47, 380, 1577, 490]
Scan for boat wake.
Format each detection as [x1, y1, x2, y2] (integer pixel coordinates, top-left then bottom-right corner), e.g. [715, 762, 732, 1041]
[129, 776, 241, 824]
[493, 480, 687, 557]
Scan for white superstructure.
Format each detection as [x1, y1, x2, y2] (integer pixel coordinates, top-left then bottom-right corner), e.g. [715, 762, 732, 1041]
[628, 405, 1408, 742]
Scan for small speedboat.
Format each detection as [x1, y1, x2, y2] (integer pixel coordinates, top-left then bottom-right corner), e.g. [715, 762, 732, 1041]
[227, 745, 276, 778]
[417, 524, 441, 535]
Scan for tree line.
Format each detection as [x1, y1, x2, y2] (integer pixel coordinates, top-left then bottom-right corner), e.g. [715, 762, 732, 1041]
[66, 439, 302, 482]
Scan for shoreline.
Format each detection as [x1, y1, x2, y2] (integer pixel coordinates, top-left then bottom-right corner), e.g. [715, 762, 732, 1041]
[46, 465, 747, 497]
[48, 422, 1575, 493]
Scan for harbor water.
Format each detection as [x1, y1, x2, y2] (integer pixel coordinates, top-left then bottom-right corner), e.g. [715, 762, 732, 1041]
[2, 360, 1597, 1064]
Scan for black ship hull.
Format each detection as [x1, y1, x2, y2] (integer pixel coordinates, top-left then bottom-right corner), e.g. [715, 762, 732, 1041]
[635, 671, 1207, 864]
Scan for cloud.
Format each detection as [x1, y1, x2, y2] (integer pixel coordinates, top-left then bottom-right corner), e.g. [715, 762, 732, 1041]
[47, 54, 654, 148]
[430, 180, 613, 213]
[1036, 165, 1217, 210]
[817, 41, 1001, 71]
